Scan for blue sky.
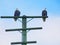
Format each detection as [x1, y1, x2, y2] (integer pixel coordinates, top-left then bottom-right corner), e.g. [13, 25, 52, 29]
[0, 0, 60, 16]
[0, 0, 60, 45]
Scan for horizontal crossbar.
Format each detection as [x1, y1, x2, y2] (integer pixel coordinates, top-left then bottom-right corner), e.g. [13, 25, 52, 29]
[0, 16, 48, 18]
[6, 27, 42, 32]
[11, 41, 36, 44]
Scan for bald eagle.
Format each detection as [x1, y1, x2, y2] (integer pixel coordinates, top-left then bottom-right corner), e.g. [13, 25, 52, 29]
[14, 9, 20, 21]
[42, 9, 47, 22]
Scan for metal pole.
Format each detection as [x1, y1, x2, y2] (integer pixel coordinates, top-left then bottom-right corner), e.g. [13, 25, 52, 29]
[22, 16, 27, 45]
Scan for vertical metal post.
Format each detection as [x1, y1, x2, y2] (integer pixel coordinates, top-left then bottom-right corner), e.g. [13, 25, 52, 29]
[22, 16, 27, 45]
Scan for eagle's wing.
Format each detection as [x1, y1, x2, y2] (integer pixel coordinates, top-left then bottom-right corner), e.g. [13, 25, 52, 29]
[42, 9, 47, 22]
[14, 9, 20, 21]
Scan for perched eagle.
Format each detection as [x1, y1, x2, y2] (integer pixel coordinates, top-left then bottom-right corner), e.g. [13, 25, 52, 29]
[14, 9, 20, 21]
[42, 8, 47, 22]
